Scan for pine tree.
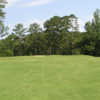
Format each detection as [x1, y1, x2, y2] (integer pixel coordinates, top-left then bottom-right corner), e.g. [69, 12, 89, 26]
[0, 0, 7, 35]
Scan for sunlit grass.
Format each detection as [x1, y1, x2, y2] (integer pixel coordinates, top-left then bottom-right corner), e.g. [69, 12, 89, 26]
[0, 55, 100, 100]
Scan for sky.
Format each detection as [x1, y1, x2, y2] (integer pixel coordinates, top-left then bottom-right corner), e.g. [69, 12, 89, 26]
[5, 0, 100, 31]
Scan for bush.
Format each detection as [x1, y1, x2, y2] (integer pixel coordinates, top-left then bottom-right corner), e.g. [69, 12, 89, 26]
[73, 49, 81, 55]
[0, 50, 14, 57]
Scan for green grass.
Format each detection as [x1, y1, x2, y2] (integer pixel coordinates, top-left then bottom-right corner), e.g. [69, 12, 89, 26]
[0, 55, 100, 100]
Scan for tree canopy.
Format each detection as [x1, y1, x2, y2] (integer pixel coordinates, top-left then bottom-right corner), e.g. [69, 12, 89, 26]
[0, 8, 100, 56]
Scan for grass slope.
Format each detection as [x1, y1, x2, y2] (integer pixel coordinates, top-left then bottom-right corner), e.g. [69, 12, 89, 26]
[0, 55, 100, 100]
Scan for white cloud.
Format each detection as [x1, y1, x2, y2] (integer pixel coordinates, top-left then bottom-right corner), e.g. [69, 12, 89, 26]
[7, 0, 55, 7]
[22, 0, 55, 7]
[7, 0, 20, 7]
[8, 19, 45, 32]
[79, 19, 85, 32]
[24, 19, 45, 29]
[79, 16, 93, 32]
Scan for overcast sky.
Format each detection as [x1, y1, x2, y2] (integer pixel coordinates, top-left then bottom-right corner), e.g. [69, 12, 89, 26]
[5, 0, 100, 31]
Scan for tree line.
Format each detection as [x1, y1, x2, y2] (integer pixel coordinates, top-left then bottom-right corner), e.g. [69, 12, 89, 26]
[0, 2, 100, 56]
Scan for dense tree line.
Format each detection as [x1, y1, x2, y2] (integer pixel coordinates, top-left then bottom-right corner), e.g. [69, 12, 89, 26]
[0, 2, 100, 56]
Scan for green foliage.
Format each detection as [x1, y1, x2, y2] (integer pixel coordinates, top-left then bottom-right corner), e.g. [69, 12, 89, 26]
[1, 9, 100, 56]
[0, 0, 7, 37]
[83, 9, 100, 56]
[0, 49, 13, 56]
[29, 23, 42, 34]
[0, 37, 14, 56]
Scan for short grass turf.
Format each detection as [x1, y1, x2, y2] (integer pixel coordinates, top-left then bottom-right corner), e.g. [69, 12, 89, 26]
[0, 55, 100, 100]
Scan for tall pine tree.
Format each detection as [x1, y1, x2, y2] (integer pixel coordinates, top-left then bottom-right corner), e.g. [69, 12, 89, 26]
[0, 0, 7, 36]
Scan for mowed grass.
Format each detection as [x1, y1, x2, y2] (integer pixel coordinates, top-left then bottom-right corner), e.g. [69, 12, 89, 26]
[0, 55, 100, 100]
